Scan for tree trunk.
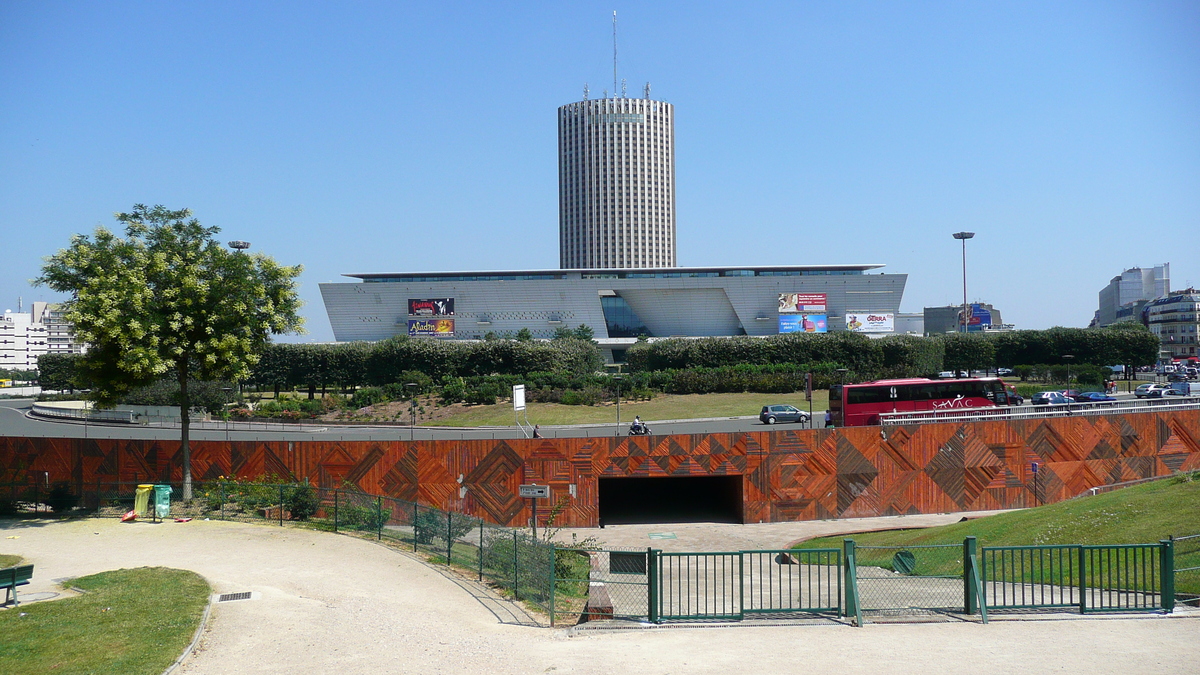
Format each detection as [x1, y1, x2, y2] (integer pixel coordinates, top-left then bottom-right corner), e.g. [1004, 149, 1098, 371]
[179, 365, 193, 501]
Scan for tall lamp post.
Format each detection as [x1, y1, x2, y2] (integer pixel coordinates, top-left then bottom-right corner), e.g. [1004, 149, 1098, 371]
[952, 232, 975, 333]
[405, 383, 418, 441]
[1062, 355, 1074, 412]
[613, 375, 624, 437]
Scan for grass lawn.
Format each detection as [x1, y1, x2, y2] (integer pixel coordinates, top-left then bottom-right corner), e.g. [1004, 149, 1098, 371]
[0, 554, 21, 568]
[0, 567, 210, 675]
[427, 391, 828, 427]
[794, 473, 1200, 592]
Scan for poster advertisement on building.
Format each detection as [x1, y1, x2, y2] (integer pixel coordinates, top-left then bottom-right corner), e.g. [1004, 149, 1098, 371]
[408, 298, 455, 316]
[845, 313, 894, 333]
[408, 319, 455, 337]
[960, 303, 992, 332]
[778, 293, 827, 314]
[779, 314, 828, 333]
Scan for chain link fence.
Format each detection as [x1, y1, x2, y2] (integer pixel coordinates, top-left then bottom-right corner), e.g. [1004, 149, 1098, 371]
[852, 544, 965, 616]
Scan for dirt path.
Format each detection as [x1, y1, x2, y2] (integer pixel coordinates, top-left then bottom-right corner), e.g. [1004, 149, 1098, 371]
[2, 517, 1196, 674]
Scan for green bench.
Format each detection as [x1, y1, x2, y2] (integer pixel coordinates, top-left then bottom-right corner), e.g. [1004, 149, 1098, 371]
[1, 564, 34, 606]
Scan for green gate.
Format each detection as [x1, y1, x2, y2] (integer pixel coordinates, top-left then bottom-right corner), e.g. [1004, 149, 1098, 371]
[653, 549, 842, 621]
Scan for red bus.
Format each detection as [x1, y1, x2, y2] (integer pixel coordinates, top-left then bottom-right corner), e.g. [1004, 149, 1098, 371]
[829, 377, 1018, 427]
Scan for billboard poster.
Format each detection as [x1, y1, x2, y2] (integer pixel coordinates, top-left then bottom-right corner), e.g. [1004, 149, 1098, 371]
[408, 298, 454, 316]
[958, 304, 992, 332]
[408, 319, 455, 337]
[779, 314, 828, 334]
[778, 293, 827, 314]
[845, 312, 894, 333]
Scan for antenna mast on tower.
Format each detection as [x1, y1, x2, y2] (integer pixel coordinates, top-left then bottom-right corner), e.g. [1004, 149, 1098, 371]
[612, 10, 618, 97]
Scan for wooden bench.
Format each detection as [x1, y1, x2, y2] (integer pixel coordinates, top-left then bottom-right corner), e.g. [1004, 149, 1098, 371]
[1, 564, 34, 607]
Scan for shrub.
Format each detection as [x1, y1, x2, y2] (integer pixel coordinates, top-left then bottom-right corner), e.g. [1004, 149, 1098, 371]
[351, 387, 389, 408]
[46, 483, 79, 513]
[285, 484, 320, 521]
[413, 507, 475, 545]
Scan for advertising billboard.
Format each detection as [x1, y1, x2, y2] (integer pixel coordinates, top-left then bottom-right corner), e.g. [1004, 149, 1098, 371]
[779, 314, 828, 333]
[408, 298, 454, 316]
[408, 319, 455, 337]
[778, 293, 827, 313]
[956, 304, 992, 332]
[845, 312, 894, 333]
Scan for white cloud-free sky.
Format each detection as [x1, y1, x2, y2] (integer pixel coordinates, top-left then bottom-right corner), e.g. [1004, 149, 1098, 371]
[2, 1, 1197, 341]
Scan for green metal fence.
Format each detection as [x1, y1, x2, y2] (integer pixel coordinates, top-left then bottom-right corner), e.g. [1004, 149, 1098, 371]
[1171, 533, 1200, 607]
[981, 545, 1082, 609]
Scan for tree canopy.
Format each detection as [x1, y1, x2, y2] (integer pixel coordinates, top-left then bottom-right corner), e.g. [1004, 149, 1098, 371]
[36, 204, 304, 496]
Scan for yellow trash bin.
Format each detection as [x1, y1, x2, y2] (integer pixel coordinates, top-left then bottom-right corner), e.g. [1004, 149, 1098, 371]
[134, 484, 154, 516]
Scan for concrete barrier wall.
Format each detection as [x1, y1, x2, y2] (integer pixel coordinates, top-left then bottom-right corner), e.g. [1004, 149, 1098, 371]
[2, 408, 1198, 527]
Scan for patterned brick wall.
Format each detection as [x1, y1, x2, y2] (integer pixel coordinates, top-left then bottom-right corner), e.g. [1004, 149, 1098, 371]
[2, 409, 1197, 527]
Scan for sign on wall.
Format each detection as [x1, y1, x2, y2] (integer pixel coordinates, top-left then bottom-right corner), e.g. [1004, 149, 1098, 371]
[778, 293, 827, 313]
[408, 298, 455, 316]
[408, 319, 455, 337]
[779, 314, 828, 333]
[513, 384, 526, 411]
[845, 313, 894, 333]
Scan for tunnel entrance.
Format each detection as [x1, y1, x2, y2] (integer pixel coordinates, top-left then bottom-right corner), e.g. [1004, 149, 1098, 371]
[598, 475, 743, 526]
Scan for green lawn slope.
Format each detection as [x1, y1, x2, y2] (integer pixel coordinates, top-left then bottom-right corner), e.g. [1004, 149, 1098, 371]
[795, 472, 1200, 594]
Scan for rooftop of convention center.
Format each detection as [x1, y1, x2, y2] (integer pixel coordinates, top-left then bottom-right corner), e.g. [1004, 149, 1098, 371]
[348, 264, 887, 283]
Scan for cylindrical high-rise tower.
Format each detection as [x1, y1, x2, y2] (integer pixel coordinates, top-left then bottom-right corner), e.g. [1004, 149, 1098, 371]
[558, 96, 675, 269]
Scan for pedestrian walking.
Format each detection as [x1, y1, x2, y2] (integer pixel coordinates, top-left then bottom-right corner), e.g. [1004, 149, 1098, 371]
[533, 425, 542, 438]
[824, 409, 833, 428]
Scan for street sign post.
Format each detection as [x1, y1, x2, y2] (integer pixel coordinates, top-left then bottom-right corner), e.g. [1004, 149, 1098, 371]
[518, 484, 550, 538]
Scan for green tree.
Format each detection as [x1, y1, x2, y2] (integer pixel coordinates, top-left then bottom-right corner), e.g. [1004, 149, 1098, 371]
[36, 205, 303, 499]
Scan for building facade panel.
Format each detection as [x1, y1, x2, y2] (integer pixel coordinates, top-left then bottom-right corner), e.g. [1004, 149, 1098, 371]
[320, 266, 908, 347]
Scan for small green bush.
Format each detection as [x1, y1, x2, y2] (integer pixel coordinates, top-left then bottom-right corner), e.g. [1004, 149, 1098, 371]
[286, 484, 320, 521]
[351, 387, 389, 408]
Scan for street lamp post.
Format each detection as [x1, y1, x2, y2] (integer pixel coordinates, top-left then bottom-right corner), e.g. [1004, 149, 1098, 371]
[835, 368, 849, 385]
[613, 375, 624, 437]
[405, 383, 418, 441]
[952, 232, 975, 333]
[1062, 355, 1074, 412]
[220, 386, 234, 443]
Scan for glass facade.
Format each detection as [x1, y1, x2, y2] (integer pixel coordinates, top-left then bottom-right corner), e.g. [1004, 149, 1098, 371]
[601, 295, 652, 338]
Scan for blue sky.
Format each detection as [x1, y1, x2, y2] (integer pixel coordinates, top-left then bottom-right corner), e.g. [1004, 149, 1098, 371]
[1, 1, 1197, 341]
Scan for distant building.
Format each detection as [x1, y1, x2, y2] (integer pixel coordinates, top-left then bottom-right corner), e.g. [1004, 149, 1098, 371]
[893, 313, 925, 335]
[923, 303, 1003, 335]
[559, 92, 675, 269]
[0, 302, 83, 371]
[1095, 264, 1169, 328]
[1144, 288, 1199, 363]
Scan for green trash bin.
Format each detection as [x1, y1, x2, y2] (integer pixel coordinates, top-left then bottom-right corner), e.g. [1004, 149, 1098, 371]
[153, 484, 173, 519]
[134, 484, 154, 517]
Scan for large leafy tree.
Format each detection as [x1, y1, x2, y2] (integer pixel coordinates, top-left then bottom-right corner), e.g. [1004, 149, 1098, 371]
[36, 205, 304, 498]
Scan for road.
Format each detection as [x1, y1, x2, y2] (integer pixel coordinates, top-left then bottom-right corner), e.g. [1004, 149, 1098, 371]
[0, 399, 785, 442]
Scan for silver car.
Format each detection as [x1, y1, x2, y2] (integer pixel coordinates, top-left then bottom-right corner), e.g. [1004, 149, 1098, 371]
[760, 405, 810, 425]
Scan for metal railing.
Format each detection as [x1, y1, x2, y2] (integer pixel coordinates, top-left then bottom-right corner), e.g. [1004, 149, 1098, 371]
[879, 396, 1200, 427]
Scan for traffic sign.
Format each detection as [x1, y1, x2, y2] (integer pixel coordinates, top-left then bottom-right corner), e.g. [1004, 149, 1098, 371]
[518, 484, 550, 499]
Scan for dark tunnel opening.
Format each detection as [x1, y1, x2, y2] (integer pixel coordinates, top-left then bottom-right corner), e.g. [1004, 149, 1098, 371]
[598, 475, 743, 526]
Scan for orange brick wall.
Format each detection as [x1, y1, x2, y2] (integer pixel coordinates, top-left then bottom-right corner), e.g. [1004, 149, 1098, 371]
[2, 409, 1197, 526]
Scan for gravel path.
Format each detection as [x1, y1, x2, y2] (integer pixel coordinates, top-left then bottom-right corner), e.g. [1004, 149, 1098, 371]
[2, 516, 1196, 674]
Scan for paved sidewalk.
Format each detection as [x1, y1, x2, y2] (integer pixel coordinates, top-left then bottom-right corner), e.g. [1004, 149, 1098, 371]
[2, 516, 1196, 674]
[553, 510, 1012, 552]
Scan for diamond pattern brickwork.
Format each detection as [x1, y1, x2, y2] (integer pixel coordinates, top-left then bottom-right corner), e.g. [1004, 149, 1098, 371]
[2, 409, 1197, 528]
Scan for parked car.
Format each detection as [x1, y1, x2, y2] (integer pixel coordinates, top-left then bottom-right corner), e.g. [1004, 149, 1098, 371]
[1004, 385, 1024, 406]
[1135, 383, 1170, 398]
[1074, 392, 1116, 403]
[1167, 372, 1190, 382]
[1032, 391, 1073, 405]
[1060, 389, 1082, 399]
[997, 368, 1014, 376]
[759, 405, 810, 425]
